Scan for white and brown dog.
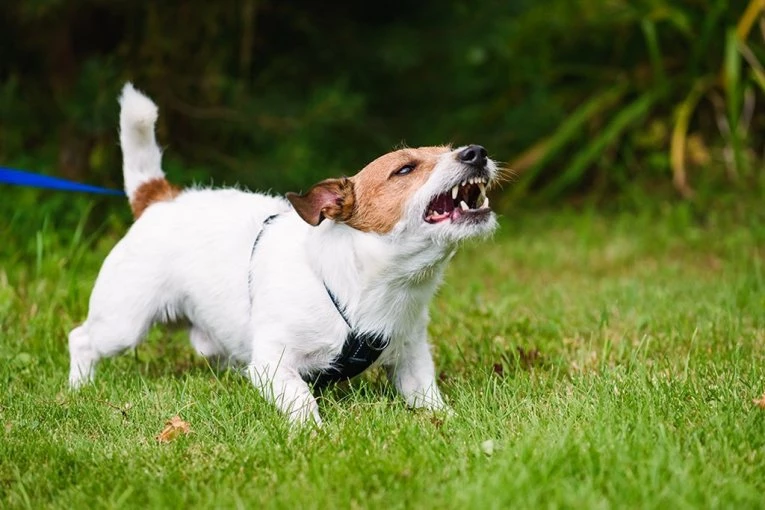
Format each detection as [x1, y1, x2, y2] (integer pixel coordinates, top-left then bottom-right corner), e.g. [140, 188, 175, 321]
[68, 83, 498, 425]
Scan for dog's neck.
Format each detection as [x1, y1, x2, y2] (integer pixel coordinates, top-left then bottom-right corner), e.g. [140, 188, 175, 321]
[307, 222, 454, 337]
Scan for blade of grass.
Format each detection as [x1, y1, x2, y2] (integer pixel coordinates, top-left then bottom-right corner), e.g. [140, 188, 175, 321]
[690, 0, 727, 74]
[724, 28, 746, 176]
[748, 67, 765, 95]
[641, 18, 667, 89]
[67, 202, 94, 257]
[725, 28, 742, 127]
[736, 39, 765, 95]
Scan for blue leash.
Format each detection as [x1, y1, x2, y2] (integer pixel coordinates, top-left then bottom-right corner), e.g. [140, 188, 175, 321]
[0, 167, 125, 196]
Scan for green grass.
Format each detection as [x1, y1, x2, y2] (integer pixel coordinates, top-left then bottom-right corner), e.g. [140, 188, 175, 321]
[1, 191, 764, 509]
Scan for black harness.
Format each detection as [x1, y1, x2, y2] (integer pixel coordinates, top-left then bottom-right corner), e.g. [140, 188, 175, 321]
[249, 213, 389, 388]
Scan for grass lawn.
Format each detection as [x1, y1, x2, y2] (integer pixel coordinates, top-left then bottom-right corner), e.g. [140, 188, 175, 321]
[1, 191, 764, 508]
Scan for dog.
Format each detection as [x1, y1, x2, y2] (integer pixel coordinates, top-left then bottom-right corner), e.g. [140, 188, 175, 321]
[68, 83, 499, 425]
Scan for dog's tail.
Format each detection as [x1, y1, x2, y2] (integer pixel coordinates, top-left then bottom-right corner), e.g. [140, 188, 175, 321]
[119, 82, 179, 219]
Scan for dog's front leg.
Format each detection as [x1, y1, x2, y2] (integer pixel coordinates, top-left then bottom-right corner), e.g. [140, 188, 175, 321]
[387, 326, 450, 412]
[248, 356, 321, 426]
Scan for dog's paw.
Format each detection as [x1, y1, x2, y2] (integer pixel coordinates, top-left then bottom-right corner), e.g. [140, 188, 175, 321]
[405, 389, 450, 412]
[418, 402, 455, 418]
[67, 371, 93, 390]
[287, 406, 323, 428]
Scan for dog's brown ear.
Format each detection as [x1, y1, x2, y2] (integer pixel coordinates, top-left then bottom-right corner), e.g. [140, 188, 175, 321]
[286, 178, 355, 226]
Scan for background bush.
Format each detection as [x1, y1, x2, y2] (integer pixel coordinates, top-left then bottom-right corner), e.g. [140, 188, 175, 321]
[1, 0, 763, 200]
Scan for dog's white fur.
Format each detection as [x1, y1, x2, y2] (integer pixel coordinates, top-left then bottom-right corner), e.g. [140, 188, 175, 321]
[68, 83, 498, 425]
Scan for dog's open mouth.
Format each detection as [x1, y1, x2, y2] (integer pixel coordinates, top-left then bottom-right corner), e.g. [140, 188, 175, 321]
[424, 177, 490, 224]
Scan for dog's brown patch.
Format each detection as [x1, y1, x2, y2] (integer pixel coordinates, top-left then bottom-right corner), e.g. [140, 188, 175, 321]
[131, 178, 181, 219]
[287, 146, 449, 233]
[347, 146, 449, 233]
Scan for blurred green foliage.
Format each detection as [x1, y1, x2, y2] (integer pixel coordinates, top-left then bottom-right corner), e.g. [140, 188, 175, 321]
[1, 0, 764, 199]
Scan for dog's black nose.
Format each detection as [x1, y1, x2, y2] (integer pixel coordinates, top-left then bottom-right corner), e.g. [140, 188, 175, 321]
[457, 145, 487, 167]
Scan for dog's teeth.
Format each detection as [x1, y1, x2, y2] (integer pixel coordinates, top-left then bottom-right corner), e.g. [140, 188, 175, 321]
[451, 186, 459, 200]
[481, 197, 490, 209]
[460, 200, 469, 211]
[478, 182, 486, 194]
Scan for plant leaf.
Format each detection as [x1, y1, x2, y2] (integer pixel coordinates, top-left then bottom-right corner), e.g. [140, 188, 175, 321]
[737, 0, 765, 42]
[541, 90, 662, 198]
[641, 19, 666, 88]
[512, 85, 627, 196]
[670, 77, 715, 198]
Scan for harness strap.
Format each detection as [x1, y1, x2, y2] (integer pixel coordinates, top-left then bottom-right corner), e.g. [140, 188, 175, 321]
[248, 212, 389, 388]
[248, 214, 280, 302]
[308, 330, 388, 388]
[323, 283, 351, 329]
[307, 285, 389, 388]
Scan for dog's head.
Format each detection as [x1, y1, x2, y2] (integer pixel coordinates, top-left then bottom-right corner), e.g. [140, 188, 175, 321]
[286, 145, 498, 243]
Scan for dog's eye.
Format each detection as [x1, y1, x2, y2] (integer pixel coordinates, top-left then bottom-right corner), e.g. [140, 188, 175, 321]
[393, 164, 416, 176]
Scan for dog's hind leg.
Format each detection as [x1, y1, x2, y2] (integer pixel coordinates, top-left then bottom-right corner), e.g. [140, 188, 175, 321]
[189, 327, 220, 357]
[190, 327, 228, 369]
[69, 232, 171, 388]
[68, 280, 157, 388]
[68, 312, 153, 388]
[68, 325, 98, 388]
